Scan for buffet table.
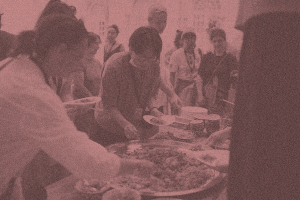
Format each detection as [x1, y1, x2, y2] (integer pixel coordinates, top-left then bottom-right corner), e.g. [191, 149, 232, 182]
[46, 125, 229, 200]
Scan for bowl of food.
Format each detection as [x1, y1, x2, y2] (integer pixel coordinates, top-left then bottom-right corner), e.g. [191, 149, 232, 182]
[102, 188, 141, 200]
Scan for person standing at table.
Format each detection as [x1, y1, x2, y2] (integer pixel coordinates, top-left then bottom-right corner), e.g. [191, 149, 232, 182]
[160, 29, 183, 113]
[227, 0, 300, 200]
[170, 29, 203, 108]
[103, 24, 125, 64]
[95, 26, 164, 146]
[199, 28, 238, 116]
[147, 4, 183, 112]
[0, 14, 154, 200]
[64, 32, 103, 100]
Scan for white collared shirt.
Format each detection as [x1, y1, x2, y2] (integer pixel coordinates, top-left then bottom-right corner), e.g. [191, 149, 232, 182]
[0, 55, 120, 197]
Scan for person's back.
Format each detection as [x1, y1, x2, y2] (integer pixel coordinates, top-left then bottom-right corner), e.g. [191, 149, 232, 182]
[228, 1, 300, 199]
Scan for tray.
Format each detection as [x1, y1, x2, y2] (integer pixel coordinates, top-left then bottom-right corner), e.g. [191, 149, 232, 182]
[106, 139, 227, 197]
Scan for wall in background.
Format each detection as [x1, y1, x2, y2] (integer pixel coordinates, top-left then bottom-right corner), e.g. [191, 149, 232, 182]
[0, 0, 243, 61]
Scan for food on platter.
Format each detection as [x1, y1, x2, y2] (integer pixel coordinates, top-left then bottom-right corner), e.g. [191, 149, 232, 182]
[200, 154, 217, 163]
[169, 130, 195, 142]
[110, 147, 216, 193]
[75, 179, 106, 194]
[150, 117, 166, 126]
[150, 132, 173, 140]
[102, 188, 141, 200]
[212, 139, 231, 150]
[189, 144, 205, 151]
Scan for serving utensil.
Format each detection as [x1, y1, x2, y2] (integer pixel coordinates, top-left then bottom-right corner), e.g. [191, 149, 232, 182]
[221, 99, 235, 106]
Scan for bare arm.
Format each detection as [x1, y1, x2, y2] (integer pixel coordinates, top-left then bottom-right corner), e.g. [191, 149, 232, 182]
[71, 71, 93, 99]
[170, 71, 176, 87]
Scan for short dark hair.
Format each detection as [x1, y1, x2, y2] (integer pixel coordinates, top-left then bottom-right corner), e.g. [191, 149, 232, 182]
[35, 15, 88, 59]
[35, 0, 77, 29]
[210, 28, 226, 41]
[87, 32, 101, 46]
[129, 26, 162, 59]
[182, 32, 196, 40]
[174, 30, 183, 49]
[108, 24, 119, 35]
[12, 14, 88, 60]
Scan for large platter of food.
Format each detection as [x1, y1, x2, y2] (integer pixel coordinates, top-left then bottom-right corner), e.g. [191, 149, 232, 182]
[105, 140, 226, 197]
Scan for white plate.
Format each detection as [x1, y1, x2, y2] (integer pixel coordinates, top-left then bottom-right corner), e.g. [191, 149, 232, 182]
[177, 149, 229, 170]
[63, 97, 101, 107]
[143, 115, 175, 126]
[194, 114, 221, 120]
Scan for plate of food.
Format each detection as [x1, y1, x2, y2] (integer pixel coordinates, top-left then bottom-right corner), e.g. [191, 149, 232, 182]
[105, 140, 226, 197]
[75, 179, 111, 194]
[63, 96, 101, 108]
[143, 115, 175, 126]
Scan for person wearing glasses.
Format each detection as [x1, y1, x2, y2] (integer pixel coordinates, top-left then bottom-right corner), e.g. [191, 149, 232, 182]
[95, 26, 164, 146]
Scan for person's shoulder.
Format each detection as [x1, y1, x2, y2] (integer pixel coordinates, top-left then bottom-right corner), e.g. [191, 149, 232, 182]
[105, 52, 130, 71]
[202, 51, 214, 60]
[226, 52, 238, 61]
[0, 30, 16, 40]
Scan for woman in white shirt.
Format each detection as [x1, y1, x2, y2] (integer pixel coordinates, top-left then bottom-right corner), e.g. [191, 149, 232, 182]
[170, 30, 203, 108]
[0, 14, 153, 200]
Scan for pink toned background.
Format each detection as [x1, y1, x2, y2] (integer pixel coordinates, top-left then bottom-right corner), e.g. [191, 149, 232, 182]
[0, 0, 243, 62]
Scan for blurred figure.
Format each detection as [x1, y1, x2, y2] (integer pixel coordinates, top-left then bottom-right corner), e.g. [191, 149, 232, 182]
[228, 0, 300, 200]
[170, 29, 203, 108]
[103, 24, 125, 64]
[199, 28, 238, 116]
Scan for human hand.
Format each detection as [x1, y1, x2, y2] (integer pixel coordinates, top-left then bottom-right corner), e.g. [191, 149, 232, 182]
[230, 70, 238, 78]
[205, 127, 232, 147]
[124, 123, 140, 140]
[169, 93, 182, 110]
[150, 108, 164, 117]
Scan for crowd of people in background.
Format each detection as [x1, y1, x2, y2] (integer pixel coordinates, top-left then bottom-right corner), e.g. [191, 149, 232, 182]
[1, 0, 299, 199]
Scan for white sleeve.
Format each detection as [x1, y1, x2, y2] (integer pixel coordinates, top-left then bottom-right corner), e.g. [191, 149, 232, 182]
[17, 85, 120, 182]
[169, 51, 179, 73]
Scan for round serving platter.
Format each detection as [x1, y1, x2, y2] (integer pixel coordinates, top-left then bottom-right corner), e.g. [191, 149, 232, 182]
[105, 139, 227, 197]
